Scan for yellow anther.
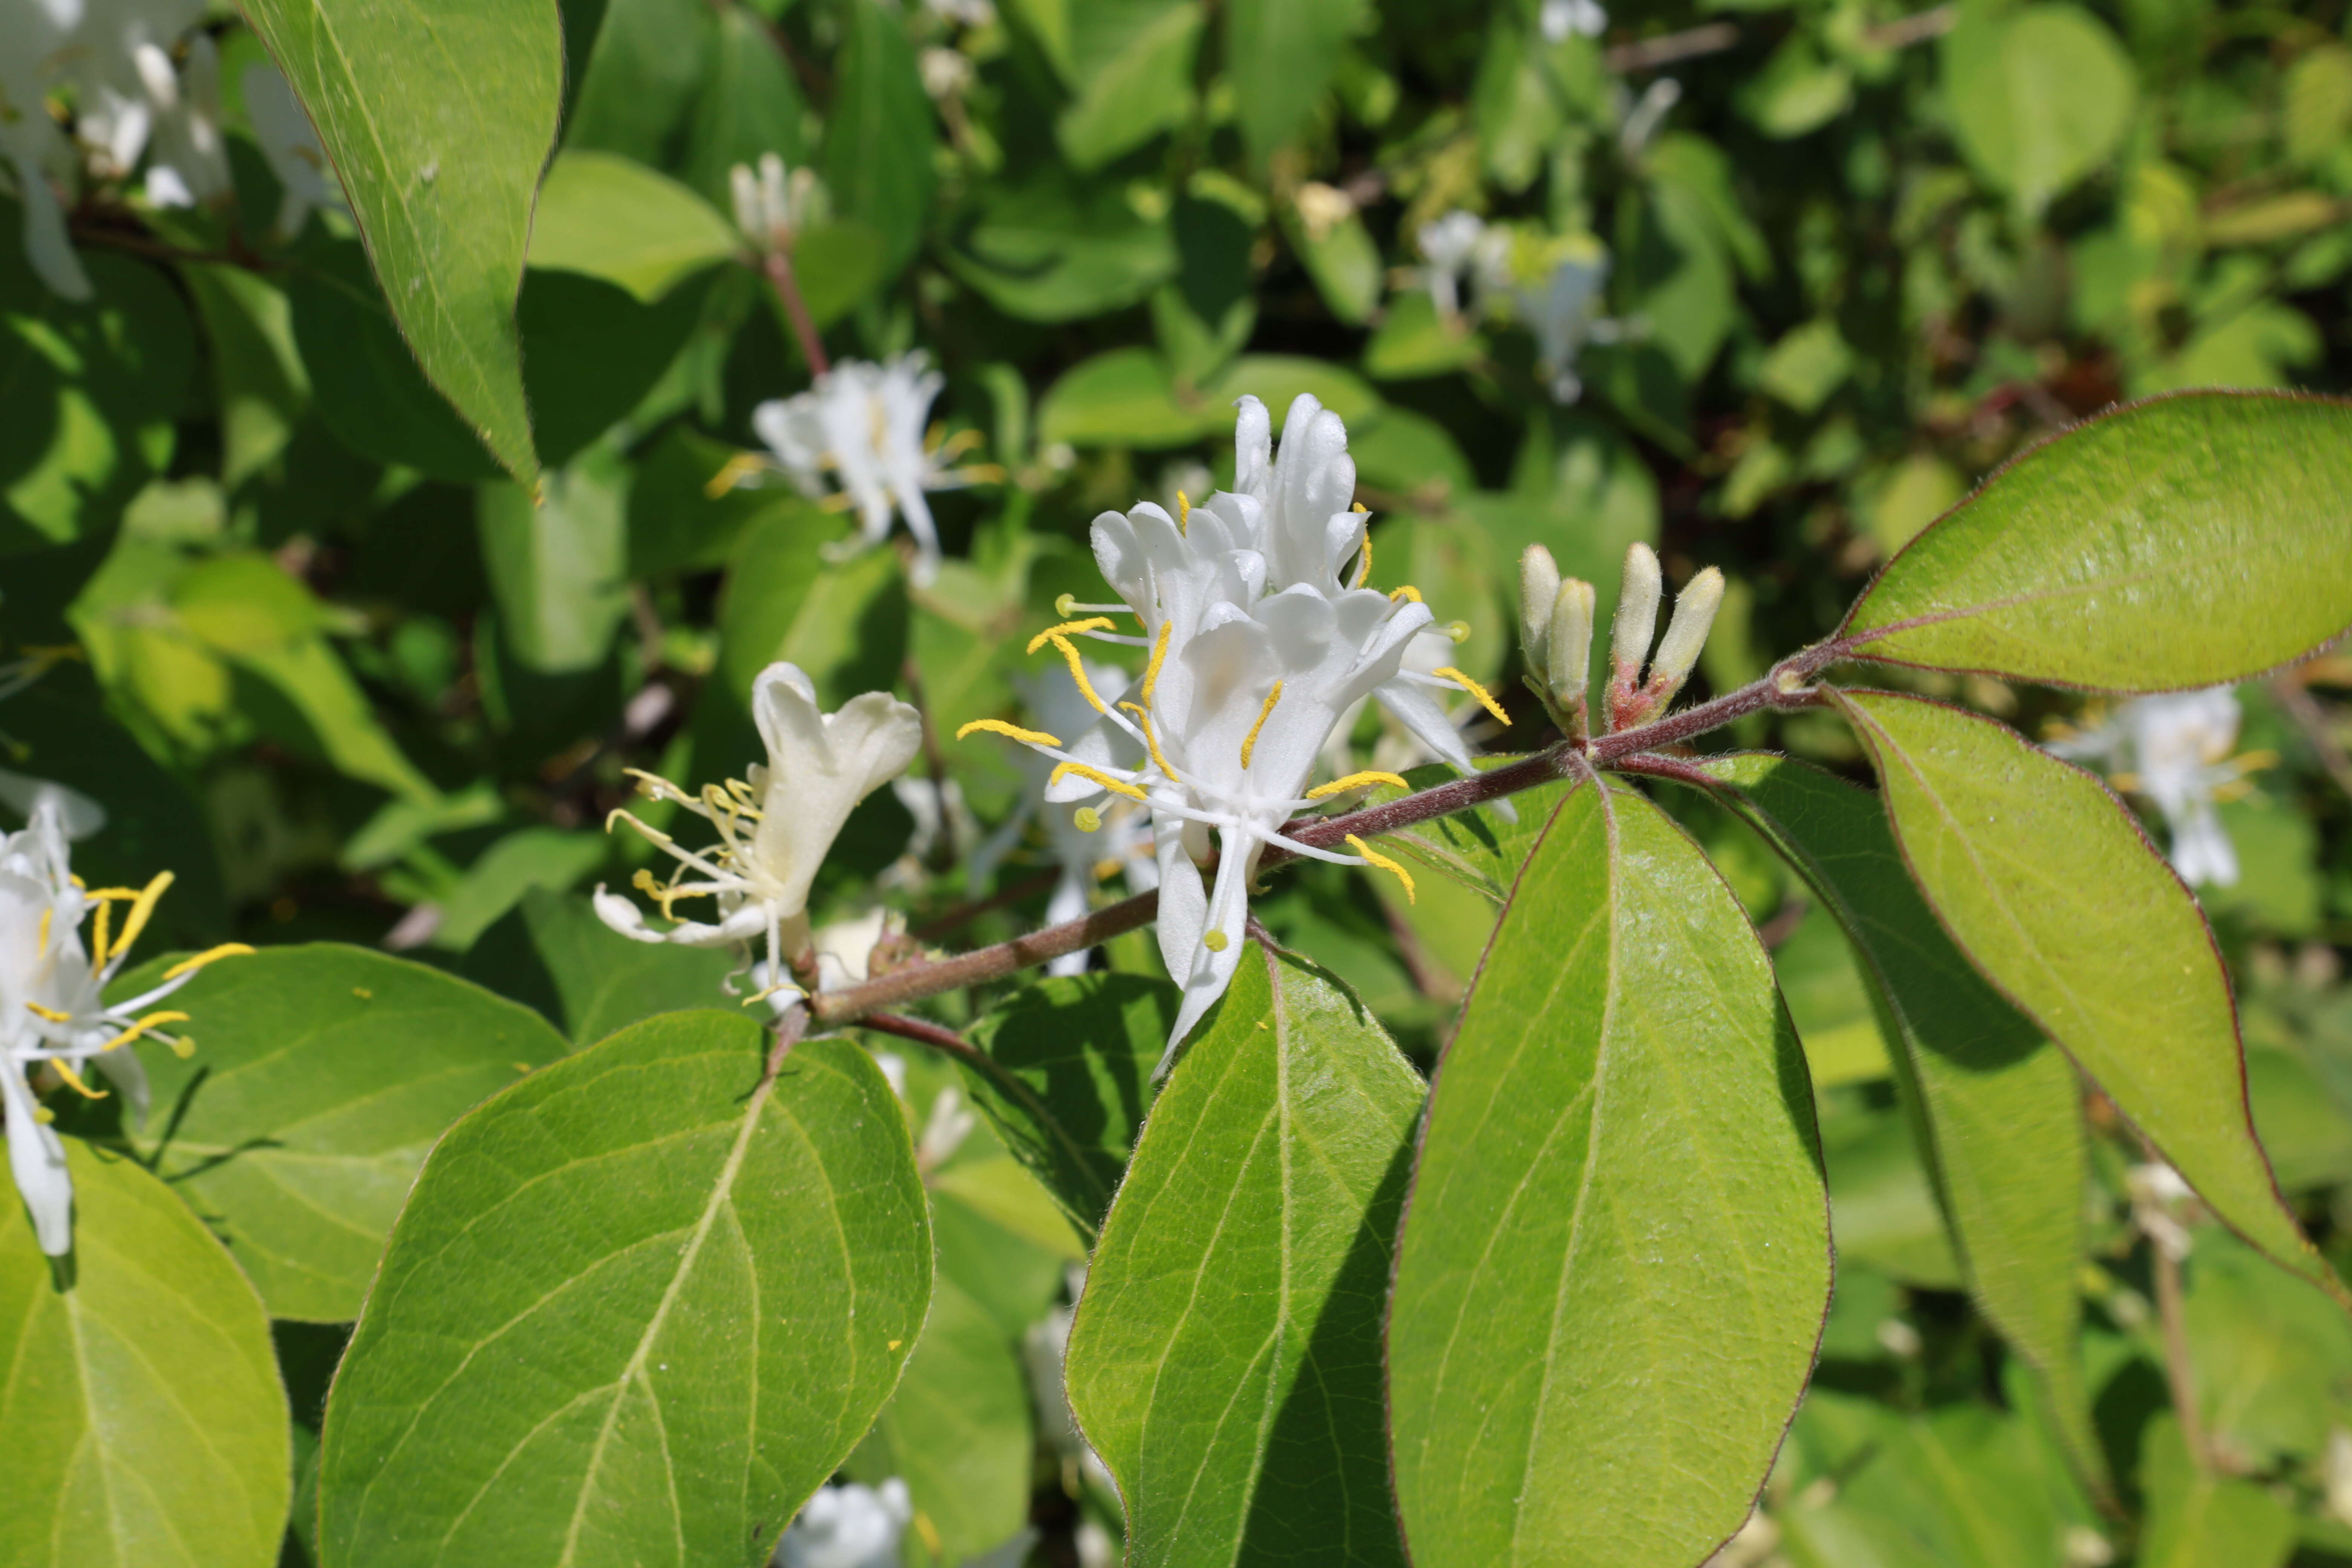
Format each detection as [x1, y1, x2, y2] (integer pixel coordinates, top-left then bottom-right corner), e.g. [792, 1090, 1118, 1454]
[31, 1106, 52, 1124]
[1055, 593, 1078, 617]
[1351, 529, 1373, 589]
[167, 1035, 195, 1060]
[1433, 666, 1511, 726]
[1351, 501, 1369, 512]
[1046, 636, 1114, 717]
[1073, 806, 1103, 833]
[1202, 928, 1228, 952]
[1141, 622, 1173, 705]
[1308, 771, 1411, 799]
[1239, 681, 1283, 770]
[1389, 585, 1424, 604]
[50, 1060, 106, 1100]
[160, 943, 256, 982]
[605, 808, 675, 845]
[1026, 618, 1117, 655]
[1092, 858, 1121, 880]
[704, 450, 767, 498]
[955, 718, 1064, 748]
[624, 766, 692, 804]
[100, 1011, 189, 1052]
[82, 887, 143, 900]
[1347, 833, 1418, 905]
[89, 900, 110, 975]
[1048, 762, 1150, 802]
[36, 906, 49, 956]
[108, 869, 173, 962]
[1118, 702, 1181, 782]
[1446, 620, 1471, 643]
[1176, 491, 1190, 534]
[24, 1002, 72, 1023]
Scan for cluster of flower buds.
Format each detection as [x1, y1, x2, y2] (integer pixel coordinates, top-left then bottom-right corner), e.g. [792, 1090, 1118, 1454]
[1516, 541, 1725, 743]
[729, 151, 824, 255]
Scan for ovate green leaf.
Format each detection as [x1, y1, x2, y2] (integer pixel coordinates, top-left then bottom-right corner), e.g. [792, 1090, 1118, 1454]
[823, 0, 936, 274]
[1225, 0, 1363, 165]
[1388, 780, 1830, 1568]
[1834, 691, 2341, 1303]
[319, 1014, 930, 1567]
[1942, 3, 2135, 216]
[119, 943, 569, 1321]
[0, 1142, 288, 1567]
[1841, 392, 2352, 690]
[528, 150, 741, 303]
[1695, 753, 2102, 1486]
[1066, 943, 1420, 1568]
[2136, 1416, 2297, 1568]
[245, 0, 560, 481]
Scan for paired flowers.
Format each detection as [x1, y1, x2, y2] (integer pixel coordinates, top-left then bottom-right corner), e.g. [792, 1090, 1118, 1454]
[2047, 686, 2266, 888]
[0, 791, 248, 1254]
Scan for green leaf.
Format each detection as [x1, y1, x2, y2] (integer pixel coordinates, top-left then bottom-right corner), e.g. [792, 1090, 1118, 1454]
[1286, 209, 1383, 325]
[245, 0, 560, 482]
[528, 150, 741, 303]
[466, 887, 738, 1047]
[319, 1014, 930, 1567]
[2135, 1415, 2297, 1568]
[1941, 2, 2135, 217]
[1822, 1112, 1964, 1288]
[0, 1141, 289, 1567]
[1364, 291, 1481, 382]
[1057, 1, 1205, 170]
[1204, 356, 1383, 427]
[1840, 393, 2352, 690]
[682, 10, 810, 206]
[562, 0, 710, 166]
[848, 1277, 1033, 1568]
[118, 943, 568, 1321]
[228, 636, 441, 804]
[1066, 943, 1420, 1567]
[823, 0, 936, 274]
[1036, 349, 1219, 449]
[960, 973, 1179, 1236]
[1693, 753, 2101, 1485]
[718, 505, 908, 706]
[952, 184, 1179, 325]
[1364, 762, 1577, 904]
[478, 445, 631, 675]
[2184, 1229, 2352, 1470]
[1225, 0, 1363, 165]
[427, 827, 611, 951]
[1833, 691, 2342, 1303]
[1388, 780, 1830, 1568]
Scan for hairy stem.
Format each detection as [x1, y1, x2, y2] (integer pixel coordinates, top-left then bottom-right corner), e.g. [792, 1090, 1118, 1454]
[2152, 1238, 2210, 1474]
[762, 249, 831, 377]
[809, 646, 1851, 1027]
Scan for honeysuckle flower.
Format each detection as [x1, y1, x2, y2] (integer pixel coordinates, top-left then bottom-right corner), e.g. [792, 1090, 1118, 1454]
[1416, 210, 1486, 320]
[594, 662, 923, 1008]
[925, 0, 995, 25]
[0, 792, 251, 1254]
[2046, 687, 2262, 888]
[2124, 1161, 2196, 1262]
[729, 151, 824, 251]
[138, 28, 227, 209]
[1517, 252, 1621, 403]
[773, 1478, 912, 1568]
[1540, 0, 1607, 41]
[749, 352, 994, 588]
[1617, 76, 1682, 157]
[960, 395, 1501, 1069]
[1601, 541, 1722, 732]
[243, 63, 342, 238]
[966, 662, 1159, 977]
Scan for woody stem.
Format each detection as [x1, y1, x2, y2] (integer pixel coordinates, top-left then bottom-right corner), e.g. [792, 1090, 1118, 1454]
[762, 247, 830, 378]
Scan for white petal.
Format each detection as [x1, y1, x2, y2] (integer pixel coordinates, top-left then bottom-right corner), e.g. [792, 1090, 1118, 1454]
[1372, 681, 1475, 773]
[1157, 840, 1258, 1076]
[1152, 819, 1206, 988]
[3, 1066, 73, 1256]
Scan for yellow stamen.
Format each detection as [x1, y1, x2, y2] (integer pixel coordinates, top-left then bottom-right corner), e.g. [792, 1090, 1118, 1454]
[49, 1060, 106, 1100]
[24, 1002, 72, 1023]
[1047, 762, 1149, 802]
[625, 767, 695, 806]
[2235, 749, 2280, 774]
[1073, 807, 1103, 833]
[82, 887, 144, 900]
[704, 450, 767, 498]
[955, 718, 1064, 748]
[1351, 527, 1373, 589]
[32, 1106, 52, 1124]
[37, 907, 49, 955]
[160, 943, 256, 982]
[1092, 858, 1121, 880]
[1308, 770, 1411, 799]
[1176, 491, 1190, 534]
[1433, 666, 1511, 726]
[1389, 585, 1423, 603]
[1446, 620, 1471, 643]
[605, 808, 675, 845]
[1026, 618, 1117, 655]
[110, 870, 174, 962]
[89, 900, 110, 975]
[1347, 833, 1417, 905]
[1046, 636, 1113, 717]
[741, 980, 796, 1008]
[167, 1035, 195, 1060]
[1118, 702, 1182, 782]
[100, 1011, 189, 1052]
[1141, 622, 1173, 705]
[1239, 682, 1283, 769]
[1202, 928, 1228, 952]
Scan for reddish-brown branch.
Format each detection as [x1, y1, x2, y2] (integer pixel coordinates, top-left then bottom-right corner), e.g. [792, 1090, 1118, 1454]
[763, 249, 830, 377]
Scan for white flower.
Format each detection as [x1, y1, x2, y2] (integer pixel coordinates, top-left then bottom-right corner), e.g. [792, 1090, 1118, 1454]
[1516, 252, 1620, 404]
[596, 663, 922, 1006]
[961, 395, 1501, 1069]
[1415, 210, 1485, 320]
[774, 1478, 911, 1568]
[0, 792, 250, 1254]
[1540, 0, 1607, 41]
[243, 63, 343, 238]
[926, 0, 995, 24]
[750, 353, 991, 588]
[2046, 687, 2259, 888]
[729, 150, 824, 250]
[966, 661, 1159, 978]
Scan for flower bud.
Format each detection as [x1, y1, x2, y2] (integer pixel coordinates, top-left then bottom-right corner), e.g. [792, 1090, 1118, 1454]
[1609, 542, 1661, 681]
[729, 162, 763, 240]
[1519, 544, 1561, 672]
[1647, 566, 1724, 709]
[1546, 577, 1596, 707]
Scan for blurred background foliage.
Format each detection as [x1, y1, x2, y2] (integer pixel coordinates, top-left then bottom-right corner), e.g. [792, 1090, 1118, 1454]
[10, 0, 2352, 1561]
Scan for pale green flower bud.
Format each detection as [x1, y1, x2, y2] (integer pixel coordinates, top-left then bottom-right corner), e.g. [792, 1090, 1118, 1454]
[1647, 567, 1725, 709]
[1547, 577, 1596, 709]
[1609, 542, 1662, 681]
[1519, 544, 1562, 674]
